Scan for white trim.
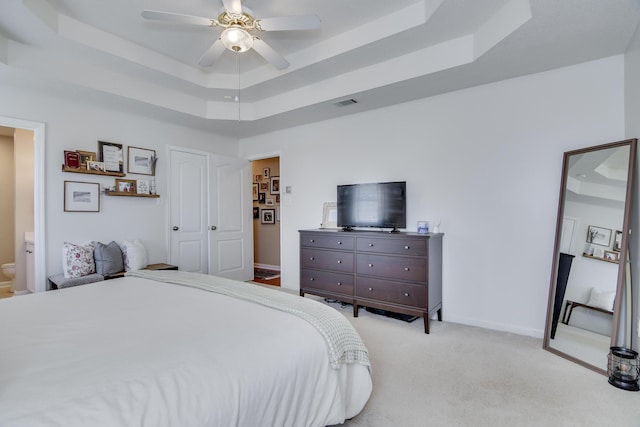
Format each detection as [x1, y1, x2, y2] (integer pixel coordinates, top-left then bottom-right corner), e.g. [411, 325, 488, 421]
[12, 290, 30, 296]
[254, 263, 280, 272]
[0, 116, 46, 293]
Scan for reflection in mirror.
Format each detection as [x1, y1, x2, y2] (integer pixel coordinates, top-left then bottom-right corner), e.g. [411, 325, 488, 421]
[544, 139, 637, 374]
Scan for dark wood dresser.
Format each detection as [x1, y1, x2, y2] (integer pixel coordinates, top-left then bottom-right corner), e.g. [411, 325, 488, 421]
[299, 229, 443, 333]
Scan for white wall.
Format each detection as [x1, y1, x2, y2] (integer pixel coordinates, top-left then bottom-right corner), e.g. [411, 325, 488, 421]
[0, 86, 238, 290]
[239, 56, 626, 337]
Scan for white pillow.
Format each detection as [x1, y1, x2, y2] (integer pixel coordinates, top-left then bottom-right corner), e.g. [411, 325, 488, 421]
[586, 287, 616, 311]
[121, 239, 148, 271]
[62, 242, 96, 279]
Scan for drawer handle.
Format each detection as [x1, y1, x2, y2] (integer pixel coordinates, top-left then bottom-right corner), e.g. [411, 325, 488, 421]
[368, 263, 373, 267]
[404, 245, 410, 250]
[337, 282, 342, 286]
[310, 257, 315, 261]
[337, 260, 342, 264]
[337, 241, 342, 245]
[310, 239, 315, 243]
[368, 287, 373, 291]
[404, 267, 410, 271]
[404, 292, 410, 297]
[368, 243, 374, 247]
[309, 277, 315, 281]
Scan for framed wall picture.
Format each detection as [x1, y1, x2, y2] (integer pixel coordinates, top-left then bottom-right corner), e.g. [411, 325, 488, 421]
[259, 182, 269, 192]
[258, 192, 266, 204]
[263, 167, 270, 179]
[253, 207, 259, 219]
[270, 176, 280, 194]
[604, 250, 619, 262]
[64, 181, 100, 212]
[77, 150, 96, 169]
[586, 225, 612, 247]
[98, 141, 123, 173]
[64, 150, 80, 169]
[252, 183, 259, 201]
[137, 179, 150, 194]
[266, 198, 274, 206]
[86, 161, 106, 172]
[261, 208, 275, 224]
[115, 178, 137, 193]
[127, 146, 156, 176]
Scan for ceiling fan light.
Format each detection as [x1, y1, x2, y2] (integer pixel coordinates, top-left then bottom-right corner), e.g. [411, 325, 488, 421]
[221, 27, 253, 52]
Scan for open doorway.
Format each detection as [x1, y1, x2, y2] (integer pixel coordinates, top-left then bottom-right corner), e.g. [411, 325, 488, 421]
[0, 116, 45, 294]
[251, 157, 281, 286]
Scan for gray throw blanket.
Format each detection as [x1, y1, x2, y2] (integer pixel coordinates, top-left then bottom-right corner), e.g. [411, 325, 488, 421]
[125, 270, 370, 370]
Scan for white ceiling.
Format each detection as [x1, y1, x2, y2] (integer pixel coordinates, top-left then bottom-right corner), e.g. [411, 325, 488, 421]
[1, 0, 639, 138]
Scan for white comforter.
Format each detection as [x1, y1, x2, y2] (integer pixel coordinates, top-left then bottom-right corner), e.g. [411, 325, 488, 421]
[0, 276, 372, 427]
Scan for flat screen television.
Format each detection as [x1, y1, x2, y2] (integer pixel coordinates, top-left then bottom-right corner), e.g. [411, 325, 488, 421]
[337, 181, 406, 231]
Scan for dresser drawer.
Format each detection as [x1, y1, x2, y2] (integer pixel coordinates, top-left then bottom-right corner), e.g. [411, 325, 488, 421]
[356, 237, 427, 256]
[300, 248, 354, 273]
[300, 269, 353, 296]
[356, 277, 426, 308]
[356, 253, 426, 282]
[300, 233, 355, 250]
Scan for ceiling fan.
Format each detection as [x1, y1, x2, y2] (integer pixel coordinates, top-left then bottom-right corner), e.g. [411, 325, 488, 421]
[141, 0, 321, 70]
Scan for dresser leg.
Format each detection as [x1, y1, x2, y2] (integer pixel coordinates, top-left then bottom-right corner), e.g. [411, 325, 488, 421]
[437, 308, 442, 321]
[353, 304, 359, 317]
[424, 315, 430, 334]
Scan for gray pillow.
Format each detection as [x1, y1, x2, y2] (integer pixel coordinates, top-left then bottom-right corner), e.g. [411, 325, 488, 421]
[94, 241, 124, 275]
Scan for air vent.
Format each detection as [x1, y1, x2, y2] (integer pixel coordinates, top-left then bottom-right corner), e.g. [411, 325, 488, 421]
[334, 98, 358, 107]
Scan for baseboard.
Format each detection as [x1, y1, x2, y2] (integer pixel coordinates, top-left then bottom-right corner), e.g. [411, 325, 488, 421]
[13, 290, 30, 296]
[254, 263, 280, 272]
[445, 314, 544, 339]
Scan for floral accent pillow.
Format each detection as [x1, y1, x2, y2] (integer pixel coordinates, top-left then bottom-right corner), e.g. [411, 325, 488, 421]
[62, 242, 96, 279]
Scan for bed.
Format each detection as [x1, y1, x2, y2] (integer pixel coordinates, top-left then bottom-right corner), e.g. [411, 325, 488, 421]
[0, 270, 372, 426]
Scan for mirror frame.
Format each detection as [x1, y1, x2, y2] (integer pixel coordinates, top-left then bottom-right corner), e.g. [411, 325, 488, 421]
[543, 138, 637, 375]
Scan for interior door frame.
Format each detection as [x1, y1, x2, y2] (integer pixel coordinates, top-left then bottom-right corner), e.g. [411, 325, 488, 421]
[165, 145, 211, 272]
[0, 116, 46, 293]
[247, 151, 283, 275]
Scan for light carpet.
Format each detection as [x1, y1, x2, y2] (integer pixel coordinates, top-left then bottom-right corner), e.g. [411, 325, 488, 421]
[327, 303, 640, 427]
[250, 284, 639, 426]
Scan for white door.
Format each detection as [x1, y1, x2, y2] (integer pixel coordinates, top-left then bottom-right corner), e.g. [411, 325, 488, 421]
[169, 149, 209, 273]
[209, 155, 253, 281]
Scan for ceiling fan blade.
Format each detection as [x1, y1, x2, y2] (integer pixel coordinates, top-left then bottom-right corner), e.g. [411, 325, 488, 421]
[198, 39, 226, 67]
[221, 0, 242, 15]
[257, 15, 321, 32]
[252, 38, 289, 70]
[141, 10, 213, 26]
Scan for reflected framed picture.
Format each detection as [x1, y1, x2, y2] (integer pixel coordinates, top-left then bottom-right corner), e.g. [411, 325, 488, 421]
[253, 207, 259, 219]
[613, 230, 622, 252]
[127, 146, 156, 176]
[258, 192, 265, 204]
[252, 183, 259, 201]
[64, 181, 100, 212]
[261, 208, 275, 224]
[604, 250, 619, 262]
[586, 225, 611, 247]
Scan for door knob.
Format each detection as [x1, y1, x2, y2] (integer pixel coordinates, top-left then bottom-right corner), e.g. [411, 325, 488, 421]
[210, 226, 217, 230]
[172, 226, 179, 231]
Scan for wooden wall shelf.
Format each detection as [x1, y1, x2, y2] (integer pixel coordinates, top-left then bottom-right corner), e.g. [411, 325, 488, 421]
[105, 191, 159, 198]
[582, 253, 619, 264]
[62, 165, 125, 177]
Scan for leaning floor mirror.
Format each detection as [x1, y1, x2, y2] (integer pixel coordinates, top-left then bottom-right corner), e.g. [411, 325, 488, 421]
[544, 138, 637, 375]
